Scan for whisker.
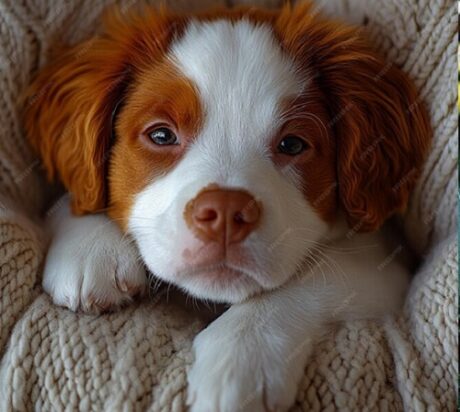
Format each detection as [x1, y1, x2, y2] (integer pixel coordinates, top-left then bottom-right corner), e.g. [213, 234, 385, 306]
[316, 248, 350, 287]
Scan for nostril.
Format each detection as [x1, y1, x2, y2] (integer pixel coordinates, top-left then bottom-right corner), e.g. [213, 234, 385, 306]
[195, 208, 218, 222]
[233, 212, 245, 224]
[236, 200, 260, 225]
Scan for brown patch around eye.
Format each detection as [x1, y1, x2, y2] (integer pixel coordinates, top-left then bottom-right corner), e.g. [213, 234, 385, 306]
[275, 86, 338, 223]
[107, 61, 203, 229]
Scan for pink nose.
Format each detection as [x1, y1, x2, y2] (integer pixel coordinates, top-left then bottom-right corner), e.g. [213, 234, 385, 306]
[184, 189, 261, 244]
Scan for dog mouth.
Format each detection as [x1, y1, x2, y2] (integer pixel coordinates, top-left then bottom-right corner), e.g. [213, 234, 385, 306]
[177, 259, 268, 287]
[175, 262, 249, 282]
[142, 241, 284, 302]
[168, 261, 266, 303]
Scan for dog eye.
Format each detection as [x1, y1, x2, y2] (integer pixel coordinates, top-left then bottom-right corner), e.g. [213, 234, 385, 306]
[148, 127, 178, 145]
[278, 135, 309, 155]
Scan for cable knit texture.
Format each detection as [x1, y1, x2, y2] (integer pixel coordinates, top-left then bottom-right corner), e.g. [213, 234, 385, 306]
[0, 0, 457, 410]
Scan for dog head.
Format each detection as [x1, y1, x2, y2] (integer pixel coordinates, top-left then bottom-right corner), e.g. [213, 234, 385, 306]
[24, 3, 431, 303]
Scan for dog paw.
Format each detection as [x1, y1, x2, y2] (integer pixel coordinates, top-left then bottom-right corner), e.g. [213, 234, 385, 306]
[43, 213, 147, 313]
[187, 309, 302, 412]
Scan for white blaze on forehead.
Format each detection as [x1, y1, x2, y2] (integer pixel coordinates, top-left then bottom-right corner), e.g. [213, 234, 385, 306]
[169, 19, 304, 148]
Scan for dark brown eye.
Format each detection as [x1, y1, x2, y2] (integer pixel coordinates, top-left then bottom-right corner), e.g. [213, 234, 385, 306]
[278, 135, 309, 155]
[148, 127, 178, 145]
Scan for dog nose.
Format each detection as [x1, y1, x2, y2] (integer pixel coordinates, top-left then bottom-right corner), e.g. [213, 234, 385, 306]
[185, 189, 261, 244]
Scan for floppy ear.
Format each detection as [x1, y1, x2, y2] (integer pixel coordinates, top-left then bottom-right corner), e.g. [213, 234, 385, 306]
[23, 31, 129, 214]
[23, 6, 183, 214]
[277, 3, 432, 232]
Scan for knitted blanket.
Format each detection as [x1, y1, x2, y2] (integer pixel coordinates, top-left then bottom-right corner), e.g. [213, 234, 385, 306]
[0, 0, 457, 410]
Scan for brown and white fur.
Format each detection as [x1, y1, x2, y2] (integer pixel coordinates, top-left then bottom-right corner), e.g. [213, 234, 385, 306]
[24, 3, 431, 411]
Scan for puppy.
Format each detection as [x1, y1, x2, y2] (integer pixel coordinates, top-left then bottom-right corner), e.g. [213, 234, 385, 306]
[24, 2, 431, 411]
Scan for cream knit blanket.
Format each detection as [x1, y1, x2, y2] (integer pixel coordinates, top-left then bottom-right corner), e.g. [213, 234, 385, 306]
[0, 0, 457, 410]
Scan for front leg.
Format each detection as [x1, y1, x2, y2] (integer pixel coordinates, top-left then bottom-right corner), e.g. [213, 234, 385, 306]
[43, 195, 147, 313]
[187, 278, 323, 412]
[187, 233, 409, 412]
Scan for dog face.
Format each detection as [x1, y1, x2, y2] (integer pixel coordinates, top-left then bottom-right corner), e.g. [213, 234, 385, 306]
[110, 19, 336, 302]
[24, 3, 431, 303]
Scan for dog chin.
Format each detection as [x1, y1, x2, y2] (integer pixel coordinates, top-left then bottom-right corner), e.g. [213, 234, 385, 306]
[158, 263, 267, 303]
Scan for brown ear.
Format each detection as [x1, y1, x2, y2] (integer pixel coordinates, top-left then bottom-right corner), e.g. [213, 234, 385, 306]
[330, 53, 432, 232]
[23, 6, 183, 214]
[277, 3, 432, 231]
[23, 37, 130, 214]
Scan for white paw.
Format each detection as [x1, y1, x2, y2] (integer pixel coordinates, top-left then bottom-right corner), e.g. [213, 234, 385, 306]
[43, 212, 147, 313]
[187, 311, 303, 412]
